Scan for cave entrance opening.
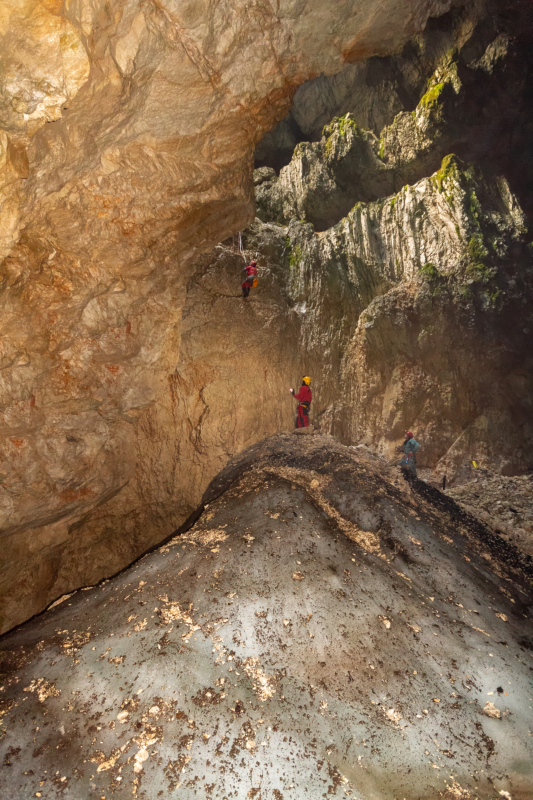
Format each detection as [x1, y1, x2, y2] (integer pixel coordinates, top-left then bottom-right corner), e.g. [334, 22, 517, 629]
[254, 9, 459, 175]
[254, 4, 533, 230]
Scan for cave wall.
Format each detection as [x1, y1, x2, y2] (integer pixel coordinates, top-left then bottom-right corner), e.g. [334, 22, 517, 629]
[254, 0, 484, 171]
[256, 154, 533, 472]
[0, 212, 368, 634]
[2, 1, 461, 632]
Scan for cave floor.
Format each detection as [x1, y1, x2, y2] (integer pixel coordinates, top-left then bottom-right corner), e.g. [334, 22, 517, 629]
[1, 435, 532, 799]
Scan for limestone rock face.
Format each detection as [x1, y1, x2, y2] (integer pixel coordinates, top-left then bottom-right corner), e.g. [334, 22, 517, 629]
[255, 3, 473, 170]
[255, 31, 529, 231]
[0, 0, 90, 263]
[0, 0, 90, 135]
[255, 157, 532, 473]
[0, 218, 361, 635]
[0, 0, 455, 632]
[254, 13, 533, 481]
[1, 435, 532, 799]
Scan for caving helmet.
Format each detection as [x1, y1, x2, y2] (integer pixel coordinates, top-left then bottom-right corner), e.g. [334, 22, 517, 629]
[303, 376, 311, 385]
[405, 430, 413, 439]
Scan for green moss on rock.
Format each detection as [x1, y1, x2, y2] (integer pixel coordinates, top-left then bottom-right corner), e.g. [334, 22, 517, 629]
[467, 235, 487, 263]
[288, 242, 303, 268]
[419, 82, 444, 110]
[469, 190, 482, 225]
[488, 287, 501, 307]
[419, 262, 440, 281]
[322, 114, 359, 149]
[434, 154, 460, 192]
[466, 234, 494, 283]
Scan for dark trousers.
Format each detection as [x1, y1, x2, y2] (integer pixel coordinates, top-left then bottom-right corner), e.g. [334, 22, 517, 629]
[242, 281, 251, 298]
[399, 455, 417, 478]
[295, 406, 309, 428]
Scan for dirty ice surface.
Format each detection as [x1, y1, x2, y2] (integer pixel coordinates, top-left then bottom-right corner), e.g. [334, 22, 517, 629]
[1, 434, 532, 799]
[447, 471, 533, 558]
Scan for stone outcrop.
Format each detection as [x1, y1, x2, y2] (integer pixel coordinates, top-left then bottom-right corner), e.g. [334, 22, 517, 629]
[256, 27, 533, 230]
[255, 1, 473, 170]
[255, 148, 532, 470]
[254, 0, 533, 173]
[0, 0, 458, 632]
[1, 434, 532, 798]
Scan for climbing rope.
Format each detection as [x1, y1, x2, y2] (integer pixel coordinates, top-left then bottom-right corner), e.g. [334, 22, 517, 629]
[238, 231, 246, 260]
[237, 231, 261, 268]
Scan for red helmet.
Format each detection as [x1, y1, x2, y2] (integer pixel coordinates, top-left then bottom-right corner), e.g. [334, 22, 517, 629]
[405, 430, 413, 438]
[250, 260, 257, 266]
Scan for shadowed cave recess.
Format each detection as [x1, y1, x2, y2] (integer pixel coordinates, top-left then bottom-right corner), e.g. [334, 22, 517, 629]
[1, 0, 533, 798]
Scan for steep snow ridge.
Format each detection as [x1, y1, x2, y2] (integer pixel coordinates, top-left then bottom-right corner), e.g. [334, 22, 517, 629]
[1, 435, 532, 798]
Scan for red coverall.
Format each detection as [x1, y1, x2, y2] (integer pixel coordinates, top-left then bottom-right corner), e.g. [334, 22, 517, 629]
[242, 264, 257, 298]
[293, 385, 312, 428]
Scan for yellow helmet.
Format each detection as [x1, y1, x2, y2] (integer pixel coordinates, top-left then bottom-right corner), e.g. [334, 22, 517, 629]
[303, 376, 311, 385]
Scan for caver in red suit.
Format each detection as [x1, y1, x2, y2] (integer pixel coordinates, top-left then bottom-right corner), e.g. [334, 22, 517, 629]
[242, 261, 258, 298]
[290, 378, 312, 428]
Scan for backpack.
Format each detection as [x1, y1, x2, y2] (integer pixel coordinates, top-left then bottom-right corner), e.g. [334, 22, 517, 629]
[252, 277, 258, 287]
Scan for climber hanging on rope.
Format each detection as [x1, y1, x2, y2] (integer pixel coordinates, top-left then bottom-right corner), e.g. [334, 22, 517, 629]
[290, 376, 312, 428]
[242, 260, 258, 299]
[397, 430, 420, 478]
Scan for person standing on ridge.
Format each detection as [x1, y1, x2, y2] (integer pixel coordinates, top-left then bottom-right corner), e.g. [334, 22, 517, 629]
[242, 260, 258, 299]
[290, 377, 312, 428]
[398, 430, 420, 477]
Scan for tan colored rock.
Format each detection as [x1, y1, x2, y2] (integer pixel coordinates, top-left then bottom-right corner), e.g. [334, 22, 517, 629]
[0, 0, 90, 135]
[1, 232, 329, 630]
[483, 700, 501, 719]
[0, 131, 27, 263]
[0, 1, 457, 633]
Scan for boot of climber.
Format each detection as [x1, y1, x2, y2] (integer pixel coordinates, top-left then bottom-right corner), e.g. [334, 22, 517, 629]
[290, 376, 312, 428]
[242, 260, 258, 298]
[398, 430, 420, 477]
